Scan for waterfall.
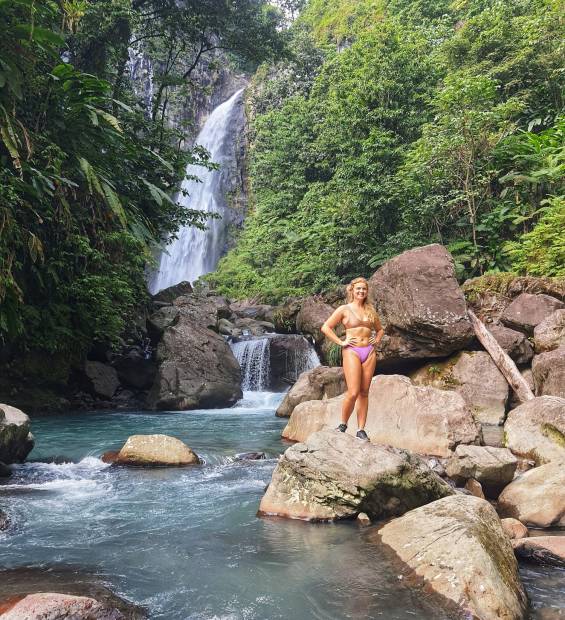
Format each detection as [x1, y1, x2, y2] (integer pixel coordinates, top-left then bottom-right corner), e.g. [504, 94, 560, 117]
[148, 89, 244, 294]
[230, 335, 321, 391]
[231, 339, 271, 391]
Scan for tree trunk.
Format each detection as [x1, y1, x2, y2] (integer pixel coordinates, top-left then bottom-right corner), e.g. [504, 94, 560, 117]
[468, 309, 535, 403]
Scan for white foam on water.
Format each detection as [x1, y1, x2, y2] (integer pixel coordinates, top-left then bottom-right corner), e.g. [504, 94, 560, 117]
[233, 391, 284, 411]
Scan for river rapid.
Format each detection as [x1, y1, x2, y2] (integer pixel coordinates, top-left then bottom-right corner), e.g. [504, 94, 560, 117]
[1, 392, 563, 619]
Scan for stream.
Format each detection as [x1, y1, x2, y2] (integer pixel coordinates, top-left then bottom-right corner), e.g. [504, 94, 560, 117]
[1, 392, 563, 619]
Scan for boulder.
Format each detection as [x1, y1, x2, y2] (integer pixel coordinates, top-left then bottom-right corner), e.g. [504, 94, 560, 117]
[0, 404, 34, 464]
[487, 323, 534, 364]
[233, 317, 275, 336]
[501, 518, 529, 540]
[411, 351, 509, 425]
[377, 495, 528, 620]
[0, 509, 10, 531]
[501, 293, 565, 335]
[512, 536, 565, 568]
[296, 296, 335, 346]
[152, 280, 193, 304]
[0, 461, 11, 477]
[111, 434, 200, 466]
[217, 318, 241, 338]
[276, 366, 344, 418]
[504, 396, 565, 465]
[282, 374, 480, 457]
[111, 348, 156, 390]
[270, 297, 302, 334]
[0, 593, 126, 619]
[445, 445, 517, 498]
[269, 334, 320, 389]
[258, 429, 453, 521]
[532, 346, 565, 398]
[229, 301, 273, 321]
[369, 244, 474, 366]
[464, 478, 485, 499]
[172, 293, 219, 330]
[146, 307, 242, 411]
[147, 305, 180, 341]
[534, 309, 565, 353]
[206, 294, 233, 321]
[498, 461, 565, 527]
[83, 361, 120, 399]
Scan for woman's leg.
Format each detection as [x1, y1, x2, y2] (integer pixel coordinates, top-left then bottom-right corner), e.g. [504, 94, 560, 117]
[341, 349, 362, 425]
[356, 351, 377, 430]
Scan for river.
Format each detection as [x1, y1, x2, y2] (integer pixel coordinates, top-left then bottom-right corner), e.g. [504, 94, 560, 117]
[1, 392, 563, 619]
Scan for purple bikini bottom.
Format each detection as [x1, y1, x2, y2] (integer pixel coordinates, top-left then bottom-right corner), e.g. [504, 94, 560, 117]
[345, 344, 374, 364]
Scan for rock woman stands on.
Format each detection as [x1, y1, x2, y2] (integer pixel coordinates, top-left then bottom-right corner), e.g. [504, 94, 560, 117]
[321, 277, 384, 441]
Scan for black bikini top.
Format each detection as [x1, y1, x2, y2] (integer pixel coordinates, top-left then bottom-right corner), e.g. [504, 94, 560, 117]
[345, 304, 373, 329]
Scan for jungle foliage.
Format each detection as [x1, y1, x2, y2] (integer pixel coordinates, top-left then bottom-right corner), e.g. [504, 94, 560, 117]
[0, 0, 284, 357]
[210, 0, 565, 301]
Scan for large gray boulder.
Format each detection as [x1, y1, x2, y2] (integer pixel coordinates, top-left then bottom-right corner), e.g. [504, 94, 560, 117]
[501, 293, 565, 335]
[445, 445, 517, 498]
[83, 361, 120, 399]
[296, 296, 335, 347]
[369, 244, 474, 367]
[152, 280, 193, 304]
[532, 346, 565, 398]
[283, 375, 480, 457]
[504, 396, 565, 465]
[411, 351, 509, 425]
[258, 430, 453, 521]
[0, 593, 127, 619]
[378, 495, 528, 620]
[487, 323, 534, 364]
[108, 434, 200, 466]
[276, 366, 345, 417]
[0, 404, 34, 464]
[146, 307, 242, 411]
[534, 309, 565, 353]
[498, 461, 565, 528]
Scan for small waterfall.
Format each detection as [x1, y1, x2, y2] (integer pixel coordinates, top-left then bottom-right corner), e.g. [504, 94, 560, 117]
[127, 44, 154, 117]
[231, 335, 321, 391]
[231, 339, 271, 391]
[148, 89, 244, 294]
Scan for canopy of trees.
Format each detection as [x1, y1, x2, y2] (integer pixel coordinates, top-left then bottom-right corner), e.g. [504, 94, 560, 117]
[210, 0, 564, 301]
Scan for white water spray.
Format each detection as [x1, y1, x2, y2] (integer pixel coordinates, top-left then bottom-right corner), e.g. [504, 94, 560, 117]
[148, 89, 244, 294]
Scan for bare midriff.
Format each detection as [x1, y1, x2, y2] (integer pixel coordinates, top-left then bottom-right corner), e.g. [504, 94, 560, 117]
[344, 326, 372, 347]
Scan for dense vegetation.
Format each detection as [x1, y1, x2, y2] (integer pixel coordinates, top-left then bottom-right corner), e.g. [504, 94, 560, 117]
[210, 0, 564, 301]
[0, 0, 284, 363]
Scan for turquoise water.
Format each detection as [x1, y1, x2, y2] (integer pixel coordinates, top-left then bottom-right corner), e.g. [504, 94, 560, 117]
[0, 392, 563, 619]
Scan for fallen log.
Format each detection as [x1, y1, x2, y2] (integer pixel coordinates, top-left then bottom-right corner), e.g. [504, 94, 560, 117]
[468, 309, 535, 404]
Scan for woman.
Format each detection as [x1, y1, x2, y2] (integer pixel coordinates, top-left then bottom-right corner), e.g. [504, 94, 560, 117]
[321, 277, 384, 440]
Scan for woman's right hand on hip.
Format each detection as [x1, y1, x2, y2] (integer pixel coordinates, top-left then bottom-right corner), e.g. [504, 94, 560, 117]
[340, 334, 358, 347]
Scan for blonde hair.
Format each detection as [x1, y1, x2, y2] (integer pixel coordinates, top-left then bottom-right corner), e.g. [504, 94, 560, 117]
[346, 277, 380, 325]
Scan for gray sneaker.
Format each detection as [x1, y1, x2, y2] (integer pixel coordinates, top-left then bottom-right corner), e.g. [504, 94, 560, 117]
[356, 429, 369, 441]
[336, 423, 347, 433]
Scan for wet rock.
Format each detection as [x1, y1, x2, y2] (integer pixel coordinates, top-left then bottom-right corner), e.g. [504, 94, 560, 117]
[0, 404, 34, 464]
[234, 452, 266, 461]
[488, 323, 534, 364]
[112, 349, 156, 391]
[83, 361, 120, 399]
[283, 375, 480, 457]
[275, 366, 345, 418]
[532, 346, 565, 398]
[229, 302, 273, 321]
[218, 318, 241, 338]
[357, 512, 371, 525]
[501, 518, 529, 540]
[152, 281, 193, 304]
[369, 244, 474, 366]
[0, 461, 11, 477]
[146, 306, 242, 410]
[233, 317, 275, 336]
[0, 592, 126, 619]
[504, 396, 565, 465]
[498, 461, 565, 528]
[377, 495, 528, 620]
[0, 509, 10, 531]
[111, 434, 200, 466]
[411, 351, 509, 425]
[534, 309, 565, 353]
[259, 430, 453, 521]
[445, 445, 517, 498]
[512, 536, 565, 568]
[269, 334, 320, 389]
[501, 293, 565, 336]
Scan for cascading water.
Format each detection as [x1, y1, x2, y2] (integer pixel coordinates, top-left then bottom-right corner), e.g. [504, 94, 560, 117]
[231, 339, 271, 391]
[231, 335, 321, 391]
[148, 89, 244, 294]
